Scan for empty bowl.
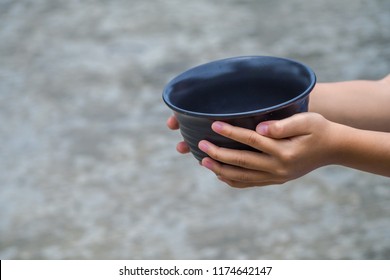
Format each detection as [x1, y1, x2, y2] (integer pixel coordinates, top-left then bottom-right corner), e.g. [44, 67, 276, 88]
[163, 56, 316, 161]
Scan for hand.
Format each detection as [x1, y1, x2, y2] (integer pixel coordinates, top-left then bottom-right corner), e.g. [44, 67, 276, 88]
[166, 115, 190, 154]
[197, 113, 340, 188]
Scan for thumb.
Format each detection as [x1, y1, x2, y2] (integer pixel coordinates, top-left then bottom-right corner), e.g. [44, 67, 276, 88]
[256, 113, 311, 139]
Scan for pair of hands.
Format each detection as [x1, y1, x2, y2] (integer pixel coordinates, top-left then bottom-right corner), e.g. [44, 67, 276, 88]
[167, 113, 339, 187]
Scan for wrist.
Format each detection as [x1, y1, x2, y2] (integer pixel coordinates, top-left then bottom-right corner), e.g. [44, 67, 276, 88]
[326, 123, 390, 177]
[322, 121, 351, 166]
[326, 122, 356, 166]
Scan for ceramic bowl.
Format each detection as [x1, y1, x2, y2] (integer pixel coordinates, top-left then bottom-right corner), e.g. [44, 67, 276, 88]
[163, 56, 316, 161]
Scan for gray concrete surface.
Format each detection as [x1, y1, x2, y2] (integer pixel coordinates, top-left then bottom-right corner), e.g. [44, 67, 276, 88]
[1, 0, 390, 259]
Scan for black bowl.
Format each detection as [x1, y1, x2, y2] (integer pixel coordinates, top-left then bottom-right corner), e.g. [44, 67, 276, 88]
[163, 56, 316, 161]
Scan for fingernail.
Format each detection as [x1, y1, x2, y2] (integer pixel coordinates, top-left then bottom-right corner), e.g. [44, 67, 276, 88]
[198, 141, 209, 152]
[257, 123, 269, 135]
[212, 121, 224, 132]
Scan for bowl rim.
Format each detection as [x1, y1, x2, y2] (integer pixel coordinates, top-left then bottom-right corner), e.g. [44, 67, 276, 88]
[162, 55, 316, 119]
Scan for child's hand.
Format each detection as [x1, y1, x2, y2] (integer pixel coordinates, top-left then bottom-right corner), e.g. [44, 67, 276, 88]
[198, 113, 340, 188]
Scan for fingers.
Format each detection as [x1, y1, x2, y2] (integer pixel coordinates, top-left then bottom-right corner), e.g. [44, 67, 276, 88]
[201, 157, 282, 188]
[198, 140, 275, 172]
[167, 115, 190, 154]
[256, 113, 314, 139]
[211, 121, 278, 155]
[199, 121, 280, 186]
[198, 140, 283, 187]
[176, 141, 190, 154]
[166, 115, 180, 130]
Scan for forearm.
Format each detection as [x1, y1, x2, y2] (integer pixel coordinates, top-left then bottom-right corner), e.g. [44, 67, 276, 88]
[309, 75, 390, 132]
[330, 122, 390, 177]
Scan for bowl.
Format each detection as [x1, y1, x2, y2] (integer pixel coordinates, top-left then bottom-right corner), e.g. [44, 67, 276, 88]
[162, 56, 316, 161]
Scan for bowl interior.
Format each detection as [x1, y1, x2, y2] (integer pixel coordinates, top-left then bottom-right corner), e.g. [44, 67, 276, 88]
[163, 56, 315, 118]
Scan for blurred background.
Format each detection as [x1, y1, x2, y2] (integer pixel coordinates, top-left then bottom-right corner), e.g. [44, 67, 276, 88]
[1, 0, 389, 259]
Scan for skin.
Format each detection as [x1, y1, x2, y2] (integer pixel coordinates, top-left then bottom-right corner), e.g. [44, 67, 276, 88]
[166, 75, 390, 188]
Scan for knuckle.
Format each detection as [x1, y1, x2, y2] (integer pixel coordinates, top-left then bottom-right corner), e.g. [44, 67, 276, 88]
[211, 165, 222, 177]
[233, 152, 247, 167]
[272, 151, 295, 179]
[233, 171, 252, 182]
[271, 122, 284, 136]
[278, 149, 296, 164]
[222, 126, 234, 138]
[274, 166, 290, 179]
[246, 131, 259, 146]
[207, 146, 221, 161]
